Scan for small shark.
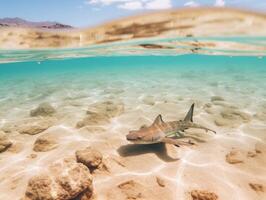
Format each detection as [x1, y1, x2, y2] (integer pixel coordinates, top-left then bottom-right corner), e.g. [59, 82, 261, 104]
[126, 104, 215, 147]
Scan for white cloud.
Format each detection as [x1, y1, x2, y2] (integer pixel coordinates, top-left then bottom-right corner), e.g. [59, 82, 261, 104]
[184, 1, 199, 7]
[145, 0, 172, 10]
[87, 0, 131, 6]
[86, 0, 172, 10]
[118, 1, 143, 10]
[214, 0, 225, 7]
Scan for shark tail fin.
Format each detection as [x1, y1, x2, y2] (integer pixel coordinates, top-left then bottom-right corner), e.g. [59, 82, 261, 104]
[184, 103, 194, 122]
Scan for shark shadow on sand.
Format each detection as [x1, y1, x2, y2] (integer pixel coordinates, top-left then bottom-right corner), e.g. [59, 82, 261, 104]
[117, 143, 179, 162]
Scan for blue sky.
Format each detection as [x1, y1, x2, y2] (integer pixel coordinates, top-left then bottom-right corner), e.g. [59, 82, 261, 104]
[0, 0, 265, 27]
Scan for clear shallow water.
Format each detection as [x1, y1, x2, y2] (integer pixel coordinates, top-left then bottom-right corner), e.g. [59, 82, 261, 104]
[0, 55, 265, 124]
[1, 43, 266, 200]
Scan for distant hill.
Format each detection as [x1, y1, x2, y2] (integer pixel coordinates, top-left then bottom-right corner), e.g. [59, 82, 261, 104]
[0, 17, 73, 29]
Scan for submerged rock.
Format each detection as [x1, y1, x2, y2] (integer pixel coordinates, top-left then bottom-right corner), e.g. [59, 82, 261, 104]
[76, 111, 110, 128]
[203, 103, 216, 114]
[30, 102, 56, 117]
[28, 154, 38, 159]
[18, 118, 54, 135]
[91, 100, 124, 118]
[117, 180, 147, 200]
[107, 179, 160, 200]
[247, 151, 257, 158]
[214, 116, 230, 127]
[76, 100, 124, 128]
[225, 150, 245, 164]
[156, 176, 166, 187]
[190, 190, 218, 200]
[0, 131, 12, 153]
[76, 147, 103, 171]
[214, 108, 251, 127]
[205, 108, 215, 115]
[7, 142, 23, 153]
[220, 109, 250, 121]
[142, 95, 155, 106]
[24, 158, 93, 200]
[33, 134, 58, 152]
[211, 96, 225, 102]
[255, 143, 265, 154]
[249, 183, 264, 192]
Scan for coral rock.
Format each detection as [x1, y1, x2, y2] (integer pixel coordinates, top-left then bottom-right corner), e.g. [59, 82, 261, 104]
[225, 150, 244, 164]
[24, 158, 93, 200]
[25, 175, 53, 200]
[76, 147, 103, 170]
[18, 118, 54, 135]
[0, 131, 12, 152]
[190, 190, 218, 200]
[33, 134, 58, 152]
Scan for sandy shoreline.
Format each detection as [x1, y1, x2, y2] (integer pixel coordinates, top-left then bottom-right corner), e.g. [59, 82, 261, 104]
[0, 7, 266, 50]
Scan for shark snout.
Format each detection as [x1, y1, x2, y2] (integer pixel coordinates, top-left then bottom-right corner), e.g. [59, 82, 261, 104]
[126, 130, 142, 141]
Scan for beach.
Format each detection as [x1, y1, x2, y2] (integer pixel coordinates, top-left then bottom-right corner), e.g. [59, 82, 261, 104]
[0, 7, 266, 50]
[0, 55, 265, 200]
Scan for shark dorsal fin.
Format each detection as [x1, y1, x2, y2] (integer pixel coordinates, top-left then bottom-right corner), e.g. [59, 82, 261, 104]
[184, 103, 194, 122]
[153, 114, 164, 125]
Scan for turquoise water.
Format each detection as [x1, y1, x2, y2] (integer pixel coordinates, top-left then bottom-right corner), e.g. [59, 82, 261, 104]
[1, 41, 266, 200]
[0, 55, 265, 123]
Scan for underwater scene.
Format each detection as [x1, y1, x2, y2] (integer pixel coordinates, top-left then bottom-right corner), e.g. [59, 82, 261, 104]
[0, 5, 266, 200]
[0, 51, 266, 200]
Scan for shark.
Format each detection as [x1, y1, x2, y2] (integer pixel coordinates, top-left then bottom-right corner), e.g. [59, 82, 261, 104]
[126, 104, 215, 147]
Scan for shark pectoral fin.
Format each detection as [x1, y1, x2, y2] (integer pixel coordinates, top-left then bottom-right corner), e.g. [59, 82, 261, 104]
[209, 129, 216, 134]
[191, 123, 216, 134]
[165, 131, 178, 138]
[204, 127, 216, 134]
[161, 138, 194, 147]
